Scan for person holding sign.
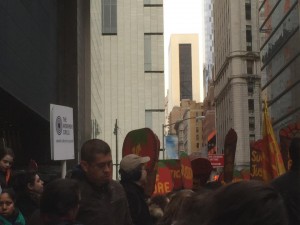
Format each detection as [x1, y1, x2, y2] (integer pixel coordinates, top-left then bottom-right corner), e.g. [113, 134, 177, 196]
[71, 139, 132, 225]
[119, 154, 153, 225]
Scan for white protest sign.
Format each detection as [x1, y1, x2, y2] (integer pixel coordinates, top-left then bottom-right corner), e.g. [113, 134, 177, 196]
[50, 104, 74, 160]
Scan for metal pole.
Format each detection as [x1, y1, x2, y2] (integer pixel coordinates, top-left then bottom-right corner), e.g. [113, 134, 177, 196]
[162, 124, 165, 159]
[114, 119, 119, 180]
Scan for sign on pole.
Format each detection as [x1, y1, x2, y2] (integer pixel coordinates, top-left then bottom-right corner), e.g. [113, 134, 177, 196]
[50, 104, 74, 160]
[208, 154, 224, 168]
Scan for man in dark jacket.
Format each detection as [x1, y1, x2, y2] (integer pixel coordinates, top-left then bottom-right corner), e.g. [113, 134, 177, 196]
[271, 137, 300, 225]
[119, 154, 153, 225]
[72, 139, 132, 225]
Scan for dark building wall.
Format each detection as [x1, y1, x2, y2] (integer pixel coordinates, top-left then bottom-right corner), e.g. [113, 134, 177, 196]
[0, 0, 58, 120]
[0, 0, 91, 170]
[259, 0, 300, 136]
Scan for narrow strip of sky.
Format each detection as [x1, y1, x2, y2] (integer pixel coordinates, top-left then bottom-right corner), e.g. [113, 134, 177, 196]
[164, 0, 204, 101]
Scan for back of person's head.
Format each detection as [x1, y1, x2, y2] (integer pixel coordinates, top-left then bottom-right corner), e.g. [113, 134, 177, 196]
[199, 181, 288, 225]
[0, 147, 14, 160]
[81, 139, 111, 163]
[12, 170, 38, 193]
[119, 154, 150, 182]
[158, 189, 194, 225]
[148, 194, 170, 223]
[40, 179, 80, 219]
[289, 137, 300, 170]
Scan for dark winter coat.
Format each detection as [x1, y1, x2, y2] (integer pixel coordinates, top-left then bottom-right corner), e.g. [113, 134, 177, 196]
[120, 181, 153, 225]
[72, 166, 132, 225]
[271, 170, 300, 225]
[15, 192, 40, 222]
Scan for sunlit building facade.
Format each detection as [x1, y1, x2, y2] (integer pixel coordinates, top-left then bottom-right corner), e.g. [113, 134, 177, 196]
[213, 0, 261, 168]
[91, 0, 165, 171]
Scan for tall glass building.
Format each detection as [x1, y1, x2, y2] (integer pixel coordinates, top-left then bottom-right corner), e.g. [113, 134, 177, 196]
[259, 0, 300, 136]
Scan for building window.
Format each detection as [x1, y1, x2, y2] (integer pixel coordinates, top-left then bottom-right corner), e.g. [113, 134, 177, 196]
[249, 134, 255, 143]
[102, 0, 117, 35]
[144, 0, 163, 6]
[144, 34, 163, 72]
[197, 143, 199, 148]
[144, 35, 151, 71]
[245, 0, 251, 20]
[179, 44, 193, 100]
[249, 117, 255, 131]
[248, 81, 254, 95]
[145, 111, 152, 128]
[196, 135, 199, 141]
[196, 127, 199, 133]
[248, 99, 254, 113]
[247, 60, 253, 74]
[246, 25, 252, 51]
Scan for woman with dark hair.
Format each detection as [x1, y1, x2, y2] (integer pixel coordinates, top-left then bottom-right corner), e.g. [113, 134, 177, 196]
[40, 178, 83, 225]
[0, 188, 25, 225]
[0, 147, 14, 191]
[12, 170, 44, 222]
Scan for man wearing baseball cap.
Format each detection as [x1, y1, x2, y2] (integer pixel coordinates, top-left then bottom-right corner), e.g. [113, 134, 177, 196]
[119, 154, 154, 225]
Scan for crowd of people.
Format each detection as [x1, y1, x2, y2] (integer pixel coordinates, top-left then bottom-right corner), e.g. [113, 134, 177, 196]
[0, 137, 298, 225]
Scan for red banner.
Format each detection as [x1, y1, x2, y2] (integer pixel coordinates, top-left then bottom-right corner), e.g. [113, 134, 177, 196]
[122, 128, 160, 195]
[161, 160, 182, 190]
[153, 161, 173, 196]
[250, 140, 263, 180]
[179, 151, 193, 189]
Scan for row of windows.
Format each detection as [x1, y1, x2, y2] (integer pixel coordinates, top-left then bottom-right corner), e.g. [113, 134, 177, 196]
[101, 0, 162, 35]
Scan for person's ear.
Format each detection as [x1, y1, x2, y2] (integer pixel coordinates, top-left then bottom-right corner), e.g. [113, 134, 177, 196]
[27, 183, 34, 191]
[80, 161, 89, 173]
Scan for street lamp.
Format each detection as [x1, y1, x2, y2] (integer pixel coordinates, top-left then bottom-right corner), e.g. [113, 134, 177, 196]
[162, 115, 205, 159]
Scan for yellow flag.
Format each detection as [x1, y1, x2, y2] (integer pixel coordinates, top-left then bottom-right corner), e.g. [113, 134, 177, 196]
[262, 99, 286, 182]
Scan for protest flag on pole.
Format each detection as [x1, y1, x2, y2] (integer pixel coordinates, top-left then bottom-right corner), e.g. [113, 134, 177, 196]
[261, 99, 286, 182]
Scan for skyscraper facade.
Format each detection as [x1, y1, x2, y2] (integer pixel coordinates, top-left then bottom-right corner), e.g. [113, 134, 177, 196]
[259, 0, 300, 136]
[91, 0, 165, 170]
[213, 0, 261, 168]
[203, 0, 214, 97]
[168, 34, 200, 113]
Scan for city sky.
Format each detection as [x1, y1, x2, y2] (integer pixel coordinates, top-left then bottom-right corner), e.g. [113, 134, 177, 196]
[164, 0, 204, 101]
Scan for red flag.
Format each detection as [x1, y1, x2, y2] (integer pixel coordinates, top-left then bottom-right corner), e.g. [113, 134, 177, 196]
[261, 100, 286, 182]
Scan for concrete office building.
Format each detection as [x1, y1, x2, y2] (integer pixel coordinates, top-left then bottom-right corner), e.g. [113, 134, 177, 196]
[168, 100, 203, 155]
[213, 0, 261, 168]
[91, 0, 164, 170]
[259, 0, 300, 136]
[176, 100, 204, 155]
[168, 34, 201, 113]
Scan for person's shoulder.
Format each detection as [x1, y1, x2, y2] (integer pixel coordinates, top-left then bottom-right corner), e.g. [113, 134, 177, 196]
[109, 180, 127, 200]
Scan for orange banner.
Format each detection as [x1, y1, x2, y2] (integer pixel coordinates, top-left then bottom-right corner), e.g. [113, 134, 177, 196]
[261, 100, 286, 182]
